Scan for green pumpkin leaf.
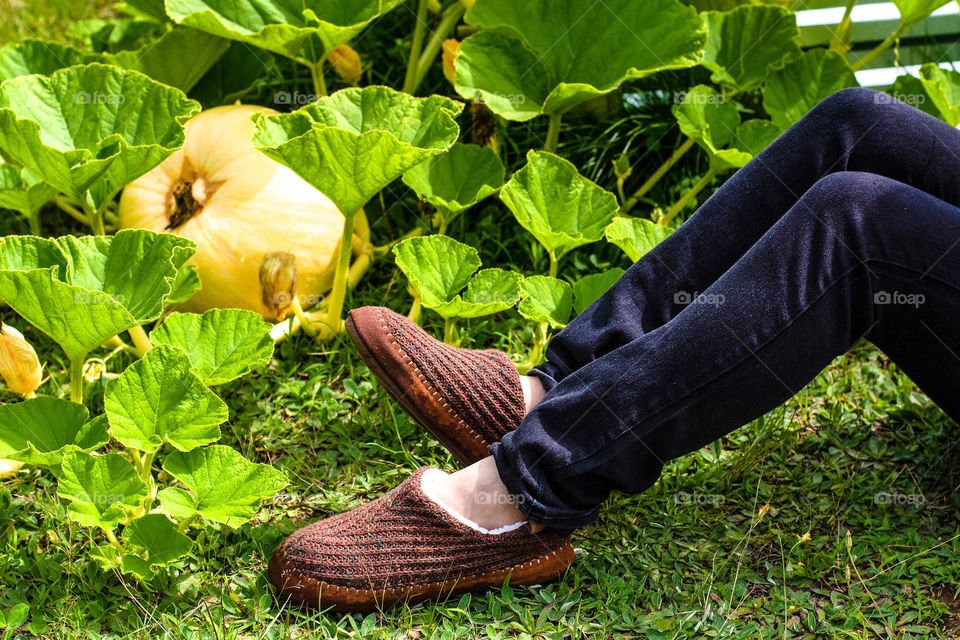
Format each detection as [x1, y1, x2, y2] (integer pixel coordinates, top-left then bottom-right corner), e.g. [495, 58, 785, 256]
[106, 28, 230, 93]
[159, 445, 287, 527]
[605, 217, 672, 263]
[702, 6, 801, 92]
[58, 229, 196, 324]
[0, 398, 108, 467]
[673, 85, 741, 153]
[501, 151, 618, 260]
[518, 276, 573, 329]
[892, 64, 960, 126]
[0, 235, 67, 273]
[893, 0, 952, 26]
[0, 63, 200, 214]
[762, 50, 859, 130]
[120, 514, 192, 578]
[0, 165, 56, 216]
[0, 269, 137, 361]
[402, 143, 505, 220]
[0, 40, 97, 81]
[253, 86, 461, 215]
[190, 41, 273, 107]
[433, 269, 522, 319]
[731, 119, 781, 157]
[57, 451, 148, 531]
[166, 264, 202, 305]
[456, 0, 705, 120]
[573, 269, 625, 315]
[165, 0, 404, 64]
[150, 309, 274, 386]
[105, 345, 228, 453]
[393, 235, 481, 309]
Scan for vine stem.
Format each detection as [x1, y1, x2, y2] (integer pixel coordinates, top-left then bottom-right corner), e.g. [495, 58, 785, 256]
[104, 529, 123, 551]
[443, 317, 456, 345]
[69, 356, 85, 404]
[622, 137, 695, 214]
[544, 114, 563, 153]
[402, 0, 431, 94]
[411, 1, 467, 91]
[548, 252, 559, 279]
[309, 61, 328, 98]
[408, 290, 422, 325]
[850, 24, 905, 71]
[321, 209, 360, 337]
[661, 167, 717, 227]
[55, 196, 91, 226]
[26, 210, 41, 236]
[127, 325, 152, 356]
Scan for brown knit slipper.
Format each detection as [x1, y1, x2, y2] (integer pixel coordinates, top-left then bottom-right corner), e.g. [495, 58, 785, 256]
[269, 468, 574, 613]
[346, 306, 525, 465]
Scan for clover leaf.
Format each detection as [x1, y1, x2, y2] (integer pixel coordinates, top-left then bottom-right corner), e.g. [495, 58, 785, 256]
[57, 451, 148, 531]
[159, 445, 287, 527]
[604, 217, 673, 263]
[165, 0, 404, 65]
[573, 269, 625, 315]
[455, 0, 705, 120]
[105, 345, 228, 453]
[402, 143, 505, 231]
[702, 6, 801, 93]
[0, 64, 200, 229]
[763, 50, 859, 130]
[501, 151, 619, 269]
[0, 398, 108, 467]
[518, 276, 573, 330]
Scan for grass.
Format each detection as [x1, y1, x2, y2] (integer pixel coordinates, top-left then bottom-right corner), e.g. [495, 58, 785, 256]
[2, 1, 960, 638]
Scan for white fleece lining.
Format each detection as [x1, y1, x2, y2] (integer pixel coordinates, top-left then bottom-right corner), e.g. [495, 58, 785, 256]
[421, 468, 528, 535]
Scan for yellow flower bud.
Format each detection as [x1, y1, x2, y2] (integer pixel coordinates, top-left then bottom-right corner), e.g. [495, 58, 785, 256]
[259, 252, 298, 320]
[327, 45, 362, 85]
[0, 323, 42, 397]
[442, 39, 460, 86]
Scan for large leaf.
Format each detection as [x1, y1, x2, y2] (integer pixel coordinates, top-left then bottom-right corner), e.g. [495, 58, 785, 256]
[0, 40, 97, 81]
[58, 229, 196, 324]
[892, 64, 960, 126]
[190, 41, 274, 107]
[701, 6, 801, 92]
[121, 514, 192, 579]
[0, 398, 108, 467]
[0, 64, 200, 213]
[0, 232, 194, 360]
[762, 49, 858, 130]
[57, 451, 148, 530]
[500, 151, 618, 259]
[159, 445, 287, 527]
[402, 143, 505, 219]
[106, 28, 231, 92]
[104, 345, 228, 453]
[0, 165, 55, 216]
[253, 86, 461, 215]
[672, 84, 753, 171]
[393, 235, 481, 309]
[150, 309, 274, 386]
[455, 0, 706, 120]
[573, 268, 625, 315]
[893, 0, 952, 26]
[605, 217, 673, 262]
[518, 276, 573, 329]
[165, 0, 404, 64]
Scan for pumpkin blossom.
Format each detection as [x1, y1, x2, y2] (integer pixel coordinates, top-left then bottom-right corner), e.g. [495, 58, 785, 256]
[442, 39, 460, 86]
[0, 323, 43, 397]
[327, 45, 363, 85]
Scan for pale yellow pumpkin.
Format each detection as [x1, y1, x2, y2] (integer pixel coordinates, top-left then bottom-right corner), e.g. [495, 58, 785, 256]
[118, 104, 368, 320]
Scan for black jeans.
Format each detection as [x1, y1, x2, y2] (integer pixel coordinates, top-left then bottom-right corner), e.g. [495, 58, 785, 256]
[491, 88, 960, 530]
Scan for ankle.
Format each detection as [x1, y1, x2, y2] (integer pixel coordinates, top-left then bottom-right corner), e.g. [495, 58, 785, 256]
[519, 375, 546, 414]
[422, 457, 526, 531]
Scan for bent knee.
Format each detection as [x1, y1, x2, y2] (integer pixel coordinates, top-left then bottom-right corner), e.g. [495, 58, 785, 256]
[809, 87, 885, 125]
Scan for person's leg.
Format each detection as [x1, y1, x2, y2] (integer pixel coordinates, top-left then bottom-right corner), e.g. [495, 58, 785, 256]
[535, 88, 960, 389]
[492, 171, 960, 530]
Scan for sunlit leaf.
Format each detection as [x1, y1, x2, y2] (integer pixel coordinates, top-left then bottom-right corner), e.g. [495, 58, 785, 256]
[518, 276, 573, 329]
[57, 451, 148, 530]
